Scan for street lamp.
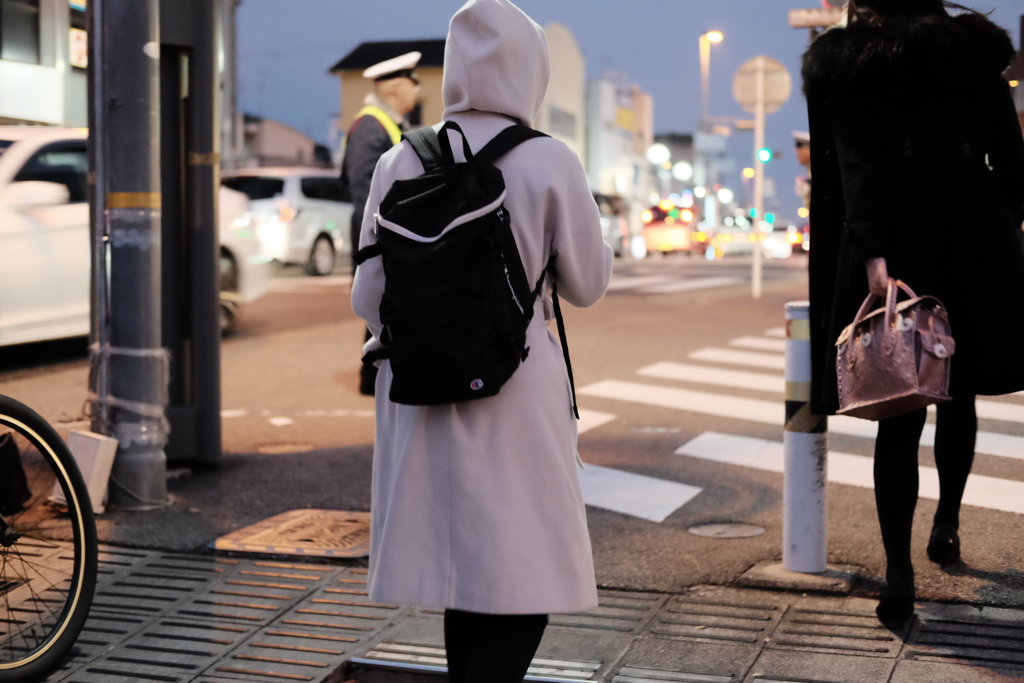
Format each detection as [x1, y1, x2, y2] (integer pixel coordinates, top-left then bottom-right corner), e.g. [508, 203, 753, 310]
[699, 30, 724, 127]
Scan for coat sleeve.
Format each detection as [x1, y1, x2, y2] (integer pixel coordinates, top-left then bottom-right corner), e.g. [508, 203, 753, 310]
[350, 155, 388, 339]
[985, 76, 1024, 228]
[827, 86, 889, 263]
[546, 147, 614, 308]
[344, 117, 393, 232]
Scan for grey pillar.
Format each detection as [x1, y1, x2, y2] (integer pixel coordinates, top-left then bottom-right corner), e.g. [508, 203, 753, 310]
[103, 0, 169, 509]
[186, 0, 223, 466]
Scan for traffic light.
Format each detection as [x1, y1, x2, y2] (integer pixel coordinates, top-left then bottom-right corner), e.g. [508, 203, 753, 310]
[765, 212, 776, 224]
[756, 148, 773, 163]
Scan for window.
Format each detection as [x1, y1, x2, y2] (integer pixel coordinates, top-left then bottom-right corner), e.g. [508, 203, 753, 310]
[14, 141, 88, 203]
[300, 177, 349, 203]
[549, 106, 577, 140]
[0, 0, 41, 65]
[221, 176, 284, 200]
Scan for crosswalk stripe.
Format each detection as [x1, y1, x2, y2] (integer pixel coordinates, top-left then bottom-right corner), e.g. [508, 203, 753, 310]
[606, 275, 675, 291]
[644, 361, 1024, 427]
[579, 379, 1024, 461]
[640, 276, 744, 294]
[689, 347, 786, 370]
[677, 432, 1024, 516]
[764, 327, 787, 338]
[729, 336, 788, 353]
[577, 409, 616, 435]
[578, 464, 702, 523]
[638, 362, 785, 393]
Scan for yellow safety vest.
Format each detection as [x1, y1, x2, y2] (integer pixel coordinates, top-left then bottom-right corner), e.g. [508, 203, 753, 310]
[353, 105, 402, 146]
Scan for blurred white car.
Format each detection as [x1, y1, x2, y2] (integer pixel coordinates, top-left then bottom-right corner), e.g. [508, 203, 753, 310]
[221, 168, 353, 276]
[0, 126, 269, 346]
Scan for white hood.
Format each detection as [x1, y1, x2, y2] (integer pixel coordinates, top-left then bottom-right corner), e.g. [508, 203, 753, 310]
[442, 0, 550, 127]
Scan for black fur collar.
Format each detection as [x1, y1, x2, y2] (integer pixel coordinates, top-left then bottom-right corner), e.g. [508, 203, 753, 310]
[802, 12, 1016, 94]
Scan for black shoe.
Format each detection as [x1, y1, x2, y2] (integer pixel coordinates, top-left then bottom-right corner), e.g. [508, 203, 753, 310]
[927, 524, 961, 565]
[359, 364, 378, 396]
[876, 569, 915, 626]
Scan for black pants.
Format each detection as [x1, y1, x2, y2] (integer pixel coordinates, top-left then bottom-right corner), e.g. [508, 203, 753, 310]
[443, 609, 548, 683]
[873, 395, 976, 574]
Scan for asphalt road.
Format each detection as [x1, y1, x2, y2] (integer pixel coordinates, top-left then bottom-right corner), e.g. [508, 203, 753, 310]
[3, 253, 1023, 611]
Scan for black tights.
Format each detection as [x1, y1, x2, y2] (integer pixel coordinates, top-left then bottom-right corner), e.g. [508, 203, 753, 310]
[873, 396, 977, 575]
[443, 609, 548, 683]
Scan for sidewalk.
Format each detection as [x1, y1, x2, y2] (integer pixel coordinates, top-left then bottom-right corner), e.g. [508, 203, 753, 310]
[45, 544, 1024, 683]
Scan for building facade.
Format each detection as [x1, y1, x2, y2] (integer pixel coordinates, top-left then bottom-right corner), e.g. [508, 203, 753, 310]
[0, 0, 87, 127]
[535, 22, 586, 163]
[586, 73, 654, 233]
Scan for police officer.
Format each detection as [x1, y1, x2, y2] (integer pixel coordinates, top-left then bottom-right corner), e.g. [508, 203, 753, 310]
[342, 51, 421, 395]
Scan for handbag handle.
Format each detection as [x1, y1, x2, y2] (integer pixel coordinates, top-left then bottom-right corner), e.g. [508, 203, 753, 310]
[850, 278, 918, 355]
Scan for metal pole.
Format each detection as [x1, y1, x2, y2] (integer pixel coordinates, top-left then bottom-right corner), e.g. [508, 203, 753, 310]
[783, 301, 828, 573]
[105, 0, 169, 509]
[752, 57, 766, 300]
[87, 0, 109, 435]
[187, 0, 223, 466]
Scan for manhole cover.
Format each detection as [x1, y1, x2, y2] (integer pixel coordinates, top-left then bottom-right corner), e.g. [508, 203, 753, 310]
[214, 509, 371, 558]
[688, 523, 765, 538]
[257, 443, 314, 454]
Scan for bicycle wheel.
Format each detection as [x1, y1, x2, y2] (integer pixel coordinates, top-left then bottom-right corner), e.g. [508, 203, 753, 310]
[0, 395, 97, 683]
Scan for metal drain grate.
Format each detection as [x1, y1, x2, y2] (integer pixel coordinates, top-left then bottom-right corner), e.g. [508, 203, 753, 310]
[213, 509, 371, 559]
[351, 641, 601, 681]
[768, 607, 901, 657]
[651, 589, 784, 644]
[47, 554, 385, 682]
[612, 665, 733, 682]
[906, 613, 1024, 670]
[551, 589, 668, 633]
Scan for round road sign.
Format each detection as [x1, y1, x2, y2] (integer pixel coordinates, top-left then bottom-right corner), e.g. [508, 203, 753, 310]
[732, 56, 792, 115]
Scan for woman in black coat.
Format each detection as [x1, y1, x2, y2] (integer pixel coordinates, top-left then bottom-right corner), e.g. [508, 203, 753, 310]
[802, 0, 1024, 625]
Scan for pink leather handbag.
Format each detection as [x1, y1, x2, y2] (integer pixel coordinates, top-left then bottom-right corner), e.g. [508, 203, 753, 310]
[836, 279, 954, 420]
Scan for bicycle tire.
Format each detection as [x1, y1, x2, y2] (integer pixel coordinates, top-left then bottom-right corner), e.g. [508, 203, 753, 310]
[0, 395, 97, 683]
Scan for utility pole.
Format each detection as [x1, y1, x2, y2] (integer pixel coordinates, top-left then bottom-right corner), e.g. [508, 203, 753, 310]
[88, 0, 169, 509]
[752, 57, 766, 301]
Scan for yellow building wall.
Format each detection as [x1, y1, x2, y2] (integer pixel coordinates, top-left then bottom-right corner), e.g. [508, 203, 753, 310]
[536, 22, 586, 165]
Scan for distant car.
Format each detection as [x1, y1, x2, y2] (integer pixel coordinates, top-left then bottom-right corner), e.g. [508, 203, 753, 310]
[0, 126, 268, 346]
[222, 168, 353, 276]
[706, 225, 761, 260]
[641, 203, 705, 256]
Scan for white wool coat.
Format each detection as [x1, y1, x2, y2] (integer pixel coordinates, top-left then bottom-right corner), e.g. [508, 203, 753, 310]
[350, 0, 614, 615]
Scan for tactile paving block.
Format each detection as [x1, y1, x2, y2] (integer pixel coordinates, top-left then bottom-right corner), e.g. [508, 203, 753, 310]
[766, 595, 904, 658]
[905, 602, 1024, 672]
[551, 589, 668, 635]
[650, 587, 786, 646]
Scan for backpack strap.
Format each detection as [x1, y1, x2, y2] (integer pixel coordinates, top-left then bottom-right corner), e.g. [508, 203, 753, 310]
[476, 125, 549, 165]
[353, 241, 381, 265]
[402, 127, 445, 174]
[533, 256, 579, 420]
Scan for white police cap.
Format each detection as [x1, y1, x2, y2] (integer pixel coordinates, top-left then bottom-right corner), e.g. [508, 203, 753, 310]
[363, 51, 422, 82]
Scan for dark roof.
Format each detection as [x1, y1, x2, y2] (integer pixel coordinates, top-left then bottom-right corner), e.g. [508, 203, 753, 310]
[329, 40, 446, 74]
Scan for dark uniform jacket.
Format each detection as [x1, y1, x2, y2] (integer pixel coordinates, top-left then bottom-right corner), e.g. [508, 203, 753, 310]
[341, 110, 399, 266]
[802, 12, 1024, 414]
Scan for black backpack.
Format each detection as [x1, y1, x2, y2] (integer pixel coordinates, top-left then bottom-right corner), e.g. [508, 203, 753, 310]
[354, 121, 578, 415]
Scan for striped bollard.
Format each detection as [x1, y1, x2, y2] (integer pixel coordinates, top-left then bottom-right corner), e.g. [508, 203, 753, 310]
[783, 301, 828, 573]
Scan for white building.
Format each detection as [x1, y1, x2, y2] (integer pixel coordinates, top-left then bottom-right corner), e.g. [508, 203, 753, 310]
[0, 0, 87, 127]
[586, 73, 654, 233]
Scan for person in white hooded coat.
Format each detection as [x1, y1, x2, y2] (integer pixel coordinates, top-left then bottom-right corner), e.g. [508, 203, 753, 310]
[350, 0, 614, 678]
